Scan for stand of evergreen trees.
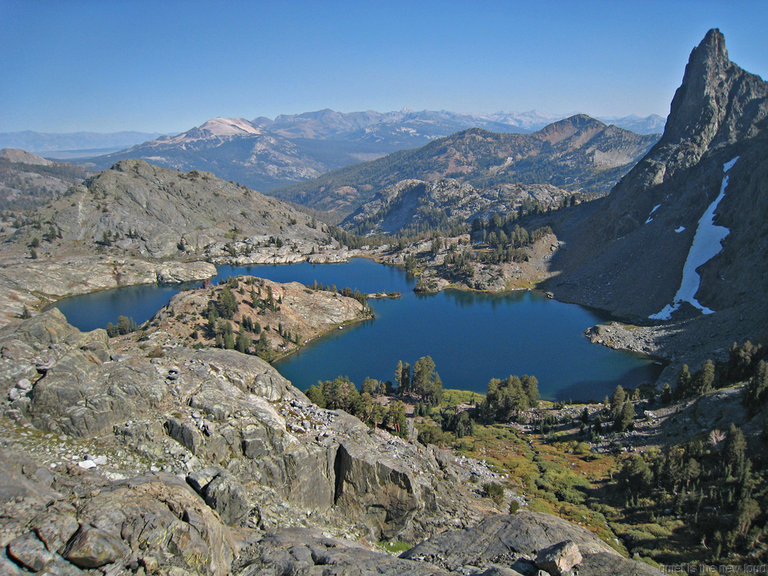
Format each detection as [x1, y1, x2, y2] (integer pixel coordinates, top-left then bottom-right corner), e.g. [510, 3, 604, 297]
[476, 374, 540, 422]
[304, 356, 444, 438]
[105, 315, 137, 337]
[612, 341, 768, 563]
[664, 341, 767, 406]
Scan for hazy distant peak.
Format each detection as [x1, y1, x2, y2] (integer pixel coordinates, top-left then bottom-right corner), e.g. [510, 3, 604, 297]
[0, 148, 53, 165]
[251, 116, 275, 128]
[534, 114, 607, 144]
[161, 117, 262, 144]
[197, 117, 261, 136]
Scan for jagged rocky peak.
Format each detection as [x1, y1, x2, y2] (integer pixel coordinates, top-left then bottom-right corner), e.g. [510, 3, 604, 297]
[602, 28, 768, 206]
[668, 28, 730, 123]
[659, 29, 768, 173]
[546, 28, 768, 335]
[108, 157, 216, 181]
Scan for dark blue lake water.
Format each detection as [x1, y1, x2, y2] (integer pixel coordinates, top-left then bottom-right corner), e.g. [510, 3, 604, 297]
[55, 258, 661, 401]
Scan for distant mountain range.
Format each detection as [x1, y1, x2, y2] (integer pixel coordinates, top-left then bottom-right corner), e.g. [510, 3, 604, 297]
[272, 115, 660, 222]
[18, 109, 659, 192]
[0, 131, 162, 159]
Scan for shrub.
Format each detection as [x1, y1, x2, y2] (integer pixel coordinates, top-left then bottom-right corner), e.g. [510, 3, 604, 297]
[483, 481, 505, 507]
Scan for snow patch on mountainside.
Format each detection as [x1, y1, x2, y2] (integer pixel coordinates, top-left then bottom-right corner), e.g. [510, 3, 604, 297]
[645, 203, 661, 224]
[650, 157, 739, 320]
[198, 117, 261, 136]
[162, 118, 262, 144]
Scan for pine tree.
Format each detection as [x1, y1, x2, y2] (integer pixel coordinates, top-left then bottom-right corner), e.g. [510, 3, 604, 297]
[370, 403, 386, 429]
[222, 323, 235, 350]
[217, 286, 237, 319]
[388, 401, 408, 438]
[395, 361, 411, 395]
[361, 377, 379, 396]
[660, 383, 673, 404]
[723, 425, 747, 480]
[610, 385, 626, 420]
[619, 454, 654, 494]
[675, 365, 692, 399]
[522, 375, 539, 406]
[412, 356, 442, 405]
[306, 384, 326, 408]
[116, 315, 136, 335]
[236, 332, 252, 354]
[615, 401, 635, 432]
[693, 359, 716, 395]
[746, 360, 768, 412]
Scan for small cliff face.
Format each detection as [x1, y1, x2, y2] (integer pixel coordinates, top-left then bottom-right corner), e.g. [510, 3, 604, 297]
[343, 177, 570, 235]
[547, 30, 768, 355]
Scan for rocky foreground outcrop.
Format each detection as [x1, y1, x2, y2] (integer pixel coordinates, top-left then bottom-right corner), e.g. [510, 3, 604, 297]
[0, 309, 662, 575]
[402, 512, 663, 576]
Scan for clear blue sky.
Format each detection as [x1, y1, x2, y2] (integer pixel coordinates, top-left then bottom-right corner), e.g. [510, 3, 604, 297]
[2, 0, 767, 134]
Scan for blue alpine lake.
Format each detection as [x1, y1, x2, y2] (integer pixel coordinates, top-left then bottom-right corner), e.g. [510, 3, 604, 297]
[54, 258, 662, 401]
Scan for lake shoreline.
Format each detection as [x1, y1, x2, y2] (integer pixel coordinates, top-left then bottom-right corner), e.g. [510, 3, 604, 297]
[47, 258, 663, 400]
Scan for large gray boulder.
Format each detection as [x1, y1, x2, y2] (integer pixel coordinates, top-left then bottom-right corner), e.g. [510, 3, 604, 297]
[63, 524, 130, 569]
[187, 467, 252, 526]
[535, 540, 582, 576]
[0, 445, 239, 576]
[234, 528, 454, 576]
[402, 512, 665, 576]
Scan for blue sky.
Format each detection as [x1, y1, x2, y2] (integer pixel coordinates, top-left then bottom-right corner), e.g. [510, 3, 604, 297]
[2, 0, 767, 134]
